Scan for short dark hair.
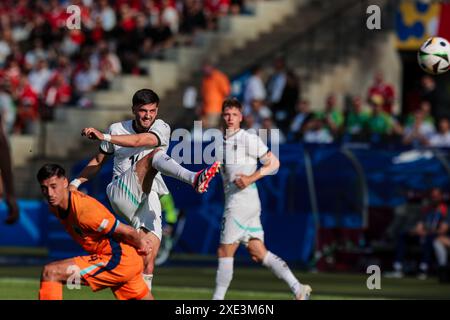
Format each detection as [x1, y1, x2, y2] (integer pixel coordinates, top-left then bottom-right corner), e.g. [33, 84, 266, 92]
[37, 164, 66, 183]
[132, 89, 160, 108]
[222, 97, 242, 113]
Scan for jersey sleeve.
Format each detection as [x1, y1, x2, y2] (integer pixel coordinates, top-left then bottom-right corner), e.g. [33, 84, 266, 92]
[247, 133, 269, 160]
[99, 125, 114, 155]
[79, 195, 120, 237]
[150, 120, 171, 147]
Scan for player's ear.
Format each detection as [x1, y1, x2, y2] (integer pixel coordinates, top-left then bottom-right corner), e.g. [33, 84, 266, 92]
[63, 177, 69, 188]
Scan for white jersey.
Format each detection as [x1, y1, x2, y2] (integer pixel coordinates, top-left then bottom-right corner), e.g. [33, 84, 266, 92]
[100, 119, 171, 196]
[218, 129, 269, 210]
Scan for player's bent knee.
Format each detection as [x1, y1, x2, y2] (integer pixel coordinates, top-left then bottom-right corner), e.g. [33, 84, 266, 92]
[217, 246, 230, 258]
[41, 264, 59, 281]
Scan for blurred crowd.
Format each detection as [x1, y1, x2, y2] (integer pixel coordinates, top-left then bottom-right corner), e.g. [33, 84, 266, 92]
[384, 187, 449, 281]
[0, 0, 249, 135]
[192, 58, 450, 149]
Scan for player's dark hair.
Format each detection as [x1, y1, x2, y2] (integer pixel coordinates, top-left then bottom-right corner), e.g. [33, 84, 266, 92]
[222, 97, 242, 113]
[37, 164, 66, 183]
[132, 89, 160, 108]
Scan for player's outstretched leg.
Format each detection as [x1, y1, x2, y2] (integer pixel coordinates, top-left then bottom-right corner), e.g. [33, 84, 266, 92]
[212, 243, 239, 300]
[151, 149, 220, 193]
[247, 239, 312, 300]
[132, 149, 221, 294]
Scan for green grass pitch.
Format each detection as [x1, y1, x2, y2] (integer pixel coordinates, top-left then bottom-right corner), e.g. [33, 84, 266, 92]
[1, 265, 450, 300]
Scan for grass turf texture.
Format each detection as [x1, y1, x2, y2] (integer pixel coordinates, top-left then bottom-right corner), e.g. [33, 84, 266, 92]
[0, 266, 450, 300]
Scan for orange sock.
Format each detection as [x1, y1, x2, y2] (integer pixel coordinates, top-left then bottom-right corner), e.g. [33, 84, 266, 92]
[39, 281, 63, 300]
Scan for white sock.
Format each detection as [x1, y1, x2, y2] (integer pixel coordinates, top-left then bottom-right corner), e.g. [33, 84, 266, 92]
[143, 273, 153, 290]
[152, 150, 196, 185]
[212, 257, 234, 300]
[434, 239, 448, 267]
[262, 251, 302, 297]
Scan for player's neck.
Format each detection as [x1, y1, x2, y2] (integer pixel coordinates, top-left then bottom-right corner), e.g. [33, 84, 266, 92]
[132, 120, 152, 133]
[58, 190, 70, 212]
[224, 127, 240, 138]
[54, 190, 71, 219]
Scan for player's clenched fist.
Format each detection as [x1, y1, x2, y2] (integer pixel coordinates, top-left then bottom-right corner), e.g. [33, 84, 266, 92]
[81, 127, 104, 141]
[234, 174, 252, 190]
[137, 238, 152, 256]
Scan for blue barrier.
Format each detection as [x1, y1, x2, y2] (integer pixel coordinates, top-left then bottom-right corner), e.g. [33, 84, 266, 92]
[0, 200, 48, 247]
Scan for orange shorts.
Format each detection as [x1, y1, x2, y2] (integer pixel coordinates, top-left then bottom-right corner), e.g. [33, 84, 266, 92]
[74, 245, 148, 300]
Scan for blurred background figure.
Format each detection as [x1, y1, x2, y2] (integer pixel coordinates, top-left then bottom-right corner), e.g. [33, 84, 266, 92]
[201, 60, 230, 128]
[429, 118, 450, 148]
[367, 94, 403, 143]
[155, 193, 185, 266]
[243, 64, 266, 116]
[367, 71, 395, 114]
[247, 98, 272, 131]
[387, 188, 448, 280]
[0, 83, 16, 134]
[302, 115, 334, 144]
[401, 108, 435, 148]
[343, 95, 370, 142]
[0, 116, 19, 224]
[288, 99, 313, 142]
[259, 116, 286, 145]
[319, 93, 343, 139]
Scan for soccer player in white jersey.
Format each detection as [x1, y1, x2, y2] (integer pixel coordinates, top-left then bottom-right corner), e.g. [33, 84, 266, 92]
[69, 89, 220, 299]
[212, 98, 311, 300]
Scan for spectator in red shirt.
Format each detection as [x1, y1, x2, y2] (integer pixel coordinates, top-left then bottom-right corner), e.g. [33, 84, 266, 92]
[367, 72, 395, 114]
[14, 75, 40, 134]
[119, 3, 137, 33]
[204, 0, 230, 29]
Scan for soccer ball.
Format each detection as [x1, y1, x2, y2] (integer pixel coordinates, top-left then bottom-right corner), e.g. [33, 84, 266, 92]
[417, 36, 450, 75]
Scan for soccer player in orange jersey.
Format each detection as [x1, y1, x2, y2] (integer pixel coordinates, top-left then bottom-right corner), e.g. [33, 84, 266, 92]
[37, 163, 153, 300]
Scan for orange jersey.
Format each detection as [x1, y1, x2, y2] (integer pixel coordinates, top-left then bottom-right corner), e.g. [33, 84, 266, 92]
[48, 191, 148, 299]
[50, 190, 121, 255]
[202, 69, 231, 115]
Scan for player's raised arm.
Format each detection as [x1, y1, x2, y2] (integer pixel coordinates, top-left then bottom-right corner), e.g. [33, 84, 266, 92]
[82, 127, 162, 148]
[113, 222, 152, 256]
[69, 151, 110, 191]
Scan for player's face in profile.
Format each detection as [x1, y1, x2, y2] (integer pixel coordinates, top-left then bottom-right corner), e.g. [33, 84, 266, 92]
[134, 103, 158, 130]
[40, 176, 68, 207]
[222, 107, 242, 130]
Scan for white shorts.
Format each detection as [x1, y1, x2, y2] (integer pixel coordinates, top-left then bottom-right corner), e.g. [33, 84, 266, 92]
[106, 167, 162, 240]
[220, 207, 264, 245]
